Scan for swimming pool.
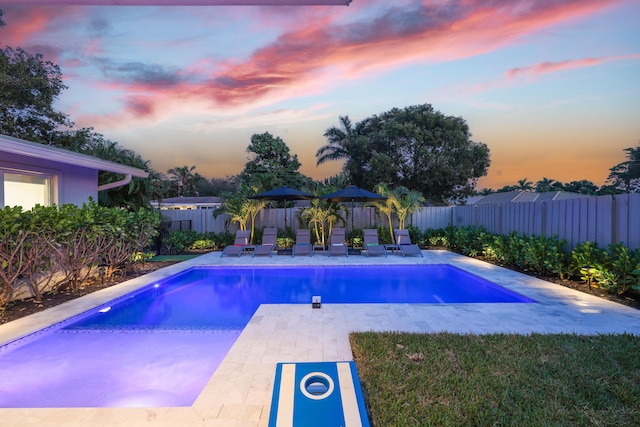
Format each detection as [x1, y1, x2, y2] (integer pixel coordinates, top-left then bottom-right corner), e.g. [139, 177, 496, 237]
[0, 264, 534, 408]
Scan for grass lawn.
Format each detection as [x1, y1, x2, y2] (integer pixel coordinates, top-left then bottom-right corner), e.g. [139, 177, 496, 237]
[350, 332, 640, 426]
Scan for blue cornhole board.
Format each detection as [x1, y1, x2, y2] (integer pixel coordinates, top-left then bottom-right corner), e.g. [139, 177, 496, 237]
[268, 361, 370, 427]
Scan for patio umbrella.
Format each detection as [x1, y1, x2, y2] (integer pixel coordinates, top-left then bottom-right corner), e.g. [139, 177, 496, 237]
[320, 185, 386, 232]
[251, 186, 314, 231]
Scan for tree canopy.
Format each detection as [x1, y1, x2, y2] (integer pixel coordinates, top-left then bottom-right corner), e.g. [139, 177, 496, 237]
[54, 128, 162, 210]
[317, 104, 490, 204]
[239, 132, 311, 191]
[0, 46, 71, 141]
[607, 145, 640, 193]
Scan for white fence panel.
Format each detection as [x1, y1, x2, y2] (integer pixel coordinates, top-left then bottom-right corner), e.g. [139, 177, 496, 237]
[158, 193, 640, 250]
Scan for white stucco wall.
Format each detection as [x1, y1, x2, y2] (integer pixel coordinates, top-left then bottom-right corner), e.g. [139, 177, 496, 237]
[1, 150, 99, 207]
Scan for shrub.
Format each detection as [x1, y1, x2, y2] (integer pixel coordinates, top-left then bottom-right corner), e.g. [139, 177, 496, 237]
[0, 202, 159, 308]
[523, 234, 568, 278]
[592, 243, 640, 294]
[348, 228, 363, 248]
[571, 242, 608, 286]
[407, 225, 422, 247]
[163, 229, 200, 254]
[377, 225, 393, 245]
[423, 228, 447, 248]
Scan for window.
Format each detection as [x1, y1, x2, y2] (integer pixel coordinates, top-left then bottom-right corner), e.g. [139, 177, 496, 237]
[2, 172, 52, 210]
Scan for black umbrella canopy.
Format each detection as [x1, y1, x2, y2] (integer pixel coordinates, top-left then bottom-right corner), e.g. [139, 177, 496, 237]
[320, 185, 386, 234]
[251, 186, 314, 201]
[251, 186, 314, 234]
[320, 185, 386, 202]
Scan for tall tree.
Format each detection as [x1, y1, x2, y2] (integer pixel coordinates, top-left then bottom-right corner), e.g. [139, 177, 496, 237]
[0, 46, 71, 141]
[316, 115, 357, 165]
[516, 178, 533, 191]
[167, 165, 200, 197]
[535, 177, 560, 193]
[607, 145, 640, 193]
[321, 104, 490, 204]
[318, 116, 377, 187]
[239, 132, 311, 191]
[563, 180, 599, 195]
[54, 128, 161, 210]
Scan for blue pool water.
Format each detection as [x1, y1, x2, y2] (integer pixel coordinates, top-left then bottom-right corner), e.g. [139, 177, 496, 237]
[0, 264, 534, 408]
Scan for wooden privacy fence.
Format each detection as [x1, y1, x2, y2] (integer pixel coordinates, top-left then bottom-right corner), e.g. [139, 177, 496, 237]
[158, 193, 640, 250]
[411, 193, 640, 250]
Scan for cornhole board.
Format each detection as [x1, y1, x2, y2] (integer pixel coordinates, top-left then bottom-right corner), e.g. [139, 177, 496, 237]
[268, 361, 370, 427]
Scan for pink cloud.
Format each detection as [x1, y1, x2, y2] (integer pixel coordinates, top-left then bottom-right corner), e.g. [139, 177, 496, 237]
[189, 0, 621, 106]
[506, 53, 640, 79]
[54, 0, 626, 125]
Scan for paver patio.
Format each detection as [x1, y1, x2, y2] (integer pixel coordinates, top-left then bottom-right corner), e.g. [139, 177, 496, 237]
[1, 250, 639, 426]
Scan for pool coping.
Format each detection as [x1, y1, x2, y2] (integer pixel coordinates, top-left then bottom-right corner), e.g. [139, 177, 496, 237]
[1, 250, 640, 426]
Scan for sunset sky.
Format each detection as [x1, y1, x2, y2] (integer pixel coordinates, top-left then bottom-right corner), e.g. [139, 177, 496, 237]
[1, 0, 638, 190]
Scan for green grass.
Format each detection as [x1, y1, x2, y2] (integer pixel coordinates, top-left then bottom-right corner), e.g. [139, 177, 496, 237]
[350, 332, 640, 426]
[148, 254, 200, 262]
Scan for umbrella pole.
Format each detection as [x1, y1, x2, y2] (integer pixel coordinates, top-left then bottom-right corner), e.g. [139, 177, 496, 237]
[351, 199, 354, 244]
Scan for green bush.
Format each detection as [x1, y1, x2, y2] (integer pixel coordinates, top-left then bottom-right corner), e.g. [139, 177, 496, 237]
[163, 229, 200, 254]
[570, 242, 608, 286]
[522, 234, 568, 278]
[423, 228, 447, 248]
[0, 202, 159, 308]
[592, 243, 640, 294]
[377, 225, 393, 245]
[216, 231, 236, 248]
[348, 228, 364, 248]
[482, 231, 526, 269]
[444, 225, 488, 257]
[407, 225, 422, 247]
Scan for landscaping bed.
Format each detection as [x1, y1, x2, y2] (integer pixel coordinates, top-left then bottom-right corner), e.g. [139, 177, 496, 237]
[0, 260, 180, 325]
[1, 251, 638, 326]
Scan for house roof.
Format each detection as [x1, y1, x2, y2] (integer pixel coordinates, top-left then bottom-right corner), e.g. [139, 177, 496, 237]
[470, 190, 591, 205]
[0, 134, 148, 178]
[154, 197, 224, 204]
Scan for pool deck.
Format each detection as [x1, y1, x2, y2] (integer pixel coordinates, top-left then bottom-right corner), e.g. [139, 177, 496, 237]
[1, 250, 640, 426]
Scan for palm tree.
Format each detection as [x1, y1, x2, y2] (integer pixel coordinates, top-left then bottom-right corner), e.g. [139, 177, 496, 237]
[316, 115, 359, 166]
[167, 165, 197, 196]
[535, 177, 557, 193]
[372, 183, 398, 243]
[516, 178, 533, 191]
[298, 197, 346, 246]
[243, 187, 265, 244]
[324, 202, 346, 238]
[392, 187, 425, 230]
[299, 199, 327, 246]
[214, 194, 249, 231]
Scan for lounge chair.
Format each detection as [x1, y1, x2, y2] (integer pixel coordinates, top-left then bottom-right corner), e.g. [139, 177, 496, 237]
[394, 229, 423, 257]
[328, 228, 348, 257]
[292, 229, 312, 257]
[363, 229, 387, 257]
[220, 230, 250, 257]
[252, 228, 277, 257]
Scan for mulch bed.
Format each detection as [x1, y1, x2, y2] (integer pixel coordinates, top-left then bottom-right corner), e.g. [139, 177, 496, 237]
[1, 254, 638, 326]
[0, 261, 179, 325]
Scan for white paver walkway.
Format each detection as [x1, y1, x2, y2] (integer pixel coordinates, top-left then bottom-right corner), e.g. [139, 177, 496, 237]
[1, 250, 639, 426]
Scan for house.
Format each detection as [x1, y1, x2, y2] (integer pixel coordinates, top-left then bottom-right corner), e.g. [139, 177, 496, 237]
[150, 196, 224, 210]
[0, 134, 148, 210]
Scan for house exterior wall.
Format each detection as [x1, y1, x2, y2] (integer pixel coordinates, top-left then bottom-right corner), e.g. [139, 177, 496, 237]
[1, 150, 98, 207]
